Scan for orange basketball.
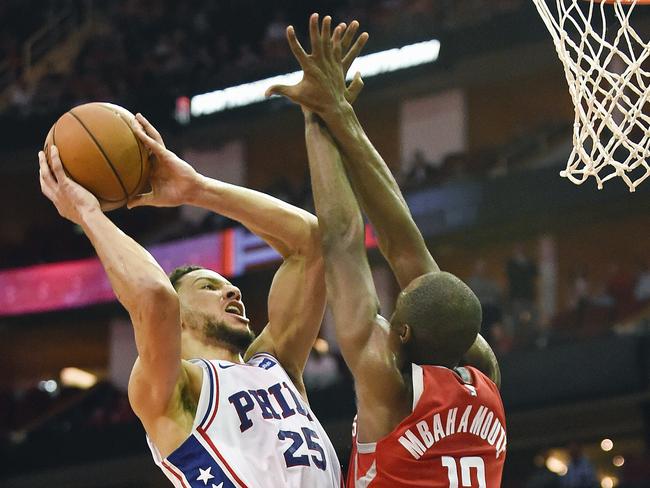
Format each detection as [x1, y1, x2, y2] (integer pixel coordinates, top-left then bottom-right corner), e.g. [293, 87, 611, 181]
[44, 102, 150, 211]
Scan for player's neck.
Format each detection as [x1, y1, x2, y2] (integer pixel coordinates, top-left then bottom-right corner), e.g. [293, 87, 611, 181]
[394, 345, 411, 374]
[182, 337, 244, 363]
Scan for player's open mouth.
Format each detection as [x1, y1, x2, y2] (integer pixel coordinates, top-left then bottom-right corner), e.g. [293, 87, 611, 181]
[225, 301, 249, 323]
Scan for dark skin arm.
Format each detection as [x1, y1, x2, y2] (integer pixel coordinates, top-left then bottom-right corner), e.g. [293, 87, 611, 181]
[305, 111, 410, 442]
[268, 14, 500, 386]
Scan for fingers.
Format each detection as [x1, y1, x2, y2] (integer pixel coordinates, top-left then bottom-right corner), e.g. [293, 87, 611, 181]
[131, 117, 164, 155]
[341, 20, 359, 53]
[335, 22, 347, 40]
[321, 15, 332, 55]
[265, 83, 293, 100]
[309, 13, 322, 57]
[38, 151, 56, 199]
[135, 113, 164, 147]
[332, 25, 344, 62]
[48, 145, 67, 183]
[346, 72, 365, 104]
[286, 25, 309, 66]
[342, 31, 369, 74]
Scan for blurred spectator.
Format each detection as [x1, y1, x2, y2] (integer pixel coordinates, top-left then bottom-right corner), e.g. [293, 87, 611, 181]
[560, 443, 598, 488]
[262, 10, 289, 61]
[402, 149, 436, 187]
[606, 263, 636, 321]
[303, 338, 341, 391]
[634, 262, 650, 303]
[489, 323, 514, 357]
[506, 243, 538, 344]
[567, 267, 590, 329]
[467, 259, 503, 340]
[7, 78, 34, 116]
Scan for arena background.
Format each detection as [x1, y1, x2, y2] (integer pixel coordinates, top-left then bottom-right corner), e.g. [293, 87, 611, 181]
[1, 1, 650, 487]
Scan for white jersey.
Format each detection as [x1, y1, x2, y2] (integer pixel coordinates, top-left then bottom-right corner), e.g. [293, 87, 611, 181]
[147, 353, 342, 488]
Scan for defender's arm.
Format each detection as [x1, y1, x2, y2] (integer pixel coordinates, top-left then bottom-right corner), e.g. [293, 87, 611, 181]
[323, 103, 438, 286]
[305, 115, 407, 431]
[322, 104, 501, 385]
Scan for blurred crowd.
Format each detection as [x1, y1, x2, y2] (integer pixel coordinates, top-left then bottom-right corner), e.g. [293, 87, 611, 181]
[467, 250, 650, 358]
[4, 0, 525, 118]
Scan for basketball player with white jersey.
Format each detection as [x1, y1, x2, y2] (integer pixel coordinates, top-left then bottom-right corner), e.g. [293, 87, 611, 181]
[269, 14, 506, 486]
[36, 26, 367, 486]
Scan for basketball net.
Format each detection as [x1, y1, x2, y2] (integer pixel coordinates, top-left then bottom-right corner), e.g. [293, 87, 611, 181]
[532, 0, 650, 191]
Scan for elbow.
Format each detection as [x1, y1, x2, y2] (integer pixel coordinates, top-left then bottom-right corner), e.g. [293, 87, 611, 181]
[320, 214, 365, 257]
[292, 213, 322, 259]
[304, 214, 321, 250]
[126, 280, 179, 319]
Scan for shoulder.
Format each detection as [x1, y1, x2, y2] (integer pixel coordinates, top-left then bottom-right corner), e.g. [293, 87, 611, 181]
[246, 352, 307, 397]
[245, 340, 306, 394]
[464, 365, 500, 390]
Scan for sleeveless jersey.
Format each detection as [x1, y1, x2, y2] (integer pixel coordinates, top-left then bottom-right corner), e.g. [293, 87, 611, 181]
[147, 353, 342, 488]
[347, 365, 506, 487]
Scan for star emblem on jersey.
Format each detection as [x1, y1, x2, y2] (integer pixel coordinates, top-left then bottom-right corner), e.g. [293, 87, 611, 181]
[212, 483, 223, 488]
[197, 466, 215, 484]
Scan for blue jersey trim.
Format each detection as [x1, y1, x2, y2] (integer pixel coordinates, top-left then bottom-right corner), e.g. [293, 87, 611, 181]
[196, 358, 216, 428]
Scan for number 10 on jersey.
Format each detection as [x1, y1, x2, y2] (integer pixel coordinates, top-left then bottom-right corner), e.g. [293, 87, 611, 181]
[442, 456, 486, 488]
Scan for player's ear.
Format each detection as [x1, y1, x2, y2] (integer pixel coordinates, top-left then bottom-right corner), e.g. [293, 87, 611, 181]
[399, 323, 411, 345]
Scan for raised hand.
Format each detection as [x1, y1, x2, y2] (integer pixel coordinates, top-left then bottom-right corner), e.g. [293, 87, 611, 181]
[39, 145, 100, 225]
[266, 14, 369, 114]
[128, 113, 200, 208]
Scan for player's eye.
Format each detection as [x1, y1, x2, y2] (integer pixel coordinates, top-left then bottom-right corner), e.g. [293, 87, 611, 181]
[202, 283, 216, 290]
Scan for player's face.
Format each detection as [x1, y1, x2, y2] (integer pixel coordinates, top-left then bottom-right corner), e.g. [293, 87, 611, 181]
[177, 269, 250, 332]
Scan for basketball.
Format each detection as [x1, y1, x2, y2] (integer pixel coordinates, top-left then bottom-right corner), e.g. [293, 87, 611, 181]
[44, 102, 150, 211]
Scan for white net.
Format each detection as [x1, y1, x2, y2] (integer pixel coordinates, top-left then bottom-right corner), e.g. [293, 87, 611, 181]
[531, 0, 650, 191]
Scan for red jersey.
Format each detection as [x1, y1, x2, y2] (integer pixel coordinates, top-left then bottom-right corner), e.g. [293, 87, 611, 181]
[347, 364, 506, 487]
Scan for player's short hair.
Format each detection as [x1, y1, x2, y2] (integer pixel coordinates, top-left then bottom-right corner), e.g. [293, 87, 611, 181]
[393, 271, 481, 368]
[168, 265, 206, 290]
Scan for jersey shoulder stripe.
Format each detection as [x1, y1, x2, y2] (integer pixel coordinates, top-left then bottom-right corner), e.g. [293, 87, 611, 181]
[194, 358, 218, 429]
[200, 359, 220, 430]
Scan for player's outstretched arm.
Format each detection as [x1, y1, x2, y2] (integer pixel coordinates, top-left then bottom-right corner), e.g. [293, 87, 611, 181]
[38, 147, 183, 420]
[269, 14, 500, 385]
[267, 13, 436, 288]
[322, 108, 500, 385]
[304, 113, 409, 433]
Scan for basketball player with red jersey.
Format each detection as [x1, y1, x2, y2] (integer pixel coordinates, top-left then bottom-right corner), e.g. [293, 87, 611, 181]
[268, 14, 506, 487]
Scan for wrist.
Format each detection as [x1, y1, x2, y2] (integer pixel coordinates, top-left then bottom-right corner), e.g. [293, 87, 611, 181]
[183, 172, 206, 205]
[321, 100, 354, 129]
[186, 174, 223, 207]
[78, 205, 104, 229]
